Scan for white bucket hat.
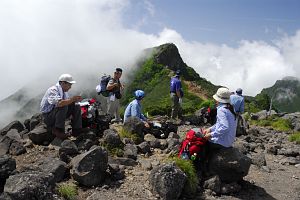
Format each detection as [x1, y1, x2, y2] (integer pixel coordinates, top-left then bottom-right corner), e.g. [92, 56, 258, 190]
[58, 74, 76, 84]
[213, 87, 231, 103]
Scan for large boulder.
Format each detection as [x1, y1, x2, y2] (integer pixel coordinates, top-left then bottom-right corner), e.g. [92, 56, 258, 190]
[28, 124, 54, 145]
[0, 121, 24, 136]
[71, 146, 108, 186]
[149, 162, 187, 200]
[208, 148, 251, 183]
[4, 171, 54, 200]
[38, 157, 67, 183]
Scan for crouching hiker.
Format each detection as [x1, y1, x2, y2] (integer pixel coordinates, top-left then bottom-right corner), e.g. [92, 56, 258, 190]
[123, 90, 150, 128]
[203, 87, 237, 174]
[40, 74, 83, 140]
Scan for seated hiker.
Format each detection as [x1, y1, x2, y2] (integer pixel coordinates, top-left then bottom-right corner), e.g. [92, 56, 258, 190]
[123, 90, 150, 128]
[203, 87, 237, 171]
[40, 74, 83, 139]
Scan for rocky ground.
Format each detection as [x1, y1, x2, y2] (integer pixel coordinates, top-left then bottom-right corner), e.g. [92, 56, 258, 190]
[1, 113, 300, 200]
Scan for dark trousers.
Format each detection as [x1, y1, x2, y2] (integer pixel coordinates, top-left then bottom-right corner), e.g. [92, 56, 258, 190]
[170, 93, 182, 119]
[43, 103, 82, 130]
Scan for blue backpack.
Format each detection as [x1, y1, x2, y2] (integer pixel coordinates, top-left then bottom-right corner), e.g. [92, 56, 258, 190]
[98, 75, 111, 97]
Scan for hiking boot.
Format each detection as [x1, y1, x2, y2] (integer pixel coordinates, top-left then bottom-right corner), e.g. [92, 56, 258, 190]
[52, 128, 69, 140]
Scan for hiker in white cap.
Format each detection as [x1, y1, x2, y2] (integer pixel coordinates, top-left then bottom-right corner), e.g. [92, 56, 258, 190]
[40, 74, 83, 140]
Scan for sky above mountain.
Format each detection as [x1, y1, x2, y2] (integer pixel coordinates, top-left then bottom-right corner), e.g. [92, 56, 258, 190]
[0, 0, 300, 101]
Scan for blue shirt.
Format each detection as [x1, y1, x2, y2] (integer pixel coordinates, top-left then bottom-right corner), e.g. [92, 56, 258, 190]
[230, 94, 244, 113]
[209, 104, 237, 147]
[170, 76, 183, 97]
[40, 83, 69, 113]
[124, 99, 147, 123]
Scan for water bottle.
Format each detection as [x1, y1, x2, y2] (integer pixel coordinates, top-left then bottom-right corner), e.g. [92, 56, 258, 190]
[190, 153, 197, 161]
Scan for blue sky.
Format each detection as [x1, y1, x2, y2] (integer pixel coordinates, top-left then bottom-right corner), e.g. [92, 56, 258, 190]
[123, 0, 300, 45]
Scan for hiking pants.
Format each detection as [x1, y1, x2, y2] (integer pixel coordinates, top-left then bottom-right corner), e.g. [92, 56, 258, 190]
[97, 94, 108, 114]
[43, 103, 82, 130]
[107, 98, 121, 121]
[170, 92, 182, 119]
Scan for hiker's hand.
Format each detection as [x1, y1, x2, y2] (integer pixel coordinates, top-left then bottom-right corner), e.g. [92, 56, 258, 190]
[204, 128, 210, 134]
[72, 96, 82, 103]
[204, 132, 211, 139]
[179, 98, 182, 104]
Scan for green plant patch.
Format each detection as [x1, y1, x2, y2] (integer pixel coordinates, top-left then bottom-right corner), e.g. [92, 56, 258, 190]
[250, 117, 292, 131]
[288, 132, 300, 144]
[119, 127, 143, 144]
[57, 183, 78, 200]
[171, 157, 199, 195]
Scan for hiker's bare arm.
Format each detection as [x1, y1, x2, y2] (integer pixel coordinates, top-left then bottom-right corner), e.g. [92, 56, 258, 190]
[57, 96, 82, 107]
[106, 82, 119, 91]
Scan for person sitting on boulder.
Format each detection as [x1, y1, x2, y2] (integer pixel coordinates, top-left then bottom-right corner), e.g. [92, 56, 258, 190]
[204, 87, 237, 152]
[40, 74, 83, 139]
[123, 90, 150, 128]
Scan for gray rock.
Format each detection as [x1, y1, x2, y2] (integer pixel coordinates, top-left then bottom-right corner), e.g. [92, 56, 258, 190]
[59, 140, 79, 156]
[123, 117, 145, 144]
[4, 171, 54, 200]
[0, 137, 11, 156]
[0, 121, 24, 136]
[71, 146, 108, 186]
[203, 175, 221, 194]
[124, 144, 138, 160]
[38, 157, 67, 183]
[28, 125, 54, 145]
[139, 159, 153, 170]
[103, 129, 123, 148]
[137, 141, 151, 154]
[220, 182, 241, 194]
[149, 162, 187, 200]
[208, 148, 251, 182]
[9, 140, 26, 156]
[277, 147, 300, 157]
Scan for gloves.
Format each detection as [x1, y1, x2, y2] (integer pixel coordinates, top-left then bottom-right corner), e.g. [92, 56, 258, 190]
[178, 98, 182, 104]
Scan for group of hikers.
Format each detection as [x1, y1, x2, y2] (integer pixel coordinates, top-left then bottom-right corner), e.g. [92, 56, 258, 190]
[40, 67, 245, 173]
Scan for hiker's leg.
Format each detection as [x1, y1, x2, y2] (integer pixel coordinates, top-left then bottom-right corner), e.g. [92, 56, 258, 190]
[67, 103, 82, 129]
[54, 106, 68, 129]
[43, 108, 56, 128]
[97, 94, 108, 114]
[114, 99, 121, 121]
[171, 93, 179, 119]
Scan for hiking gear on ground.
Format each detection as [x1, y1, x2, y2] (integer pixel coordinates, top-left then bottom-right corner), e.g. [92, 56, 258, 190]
[178, 128, 207, 160]
[58, 74, 76, 84]
[213, 87, 231, 104]
[97, 74, 112, 97]
[134, 90, 145, 100]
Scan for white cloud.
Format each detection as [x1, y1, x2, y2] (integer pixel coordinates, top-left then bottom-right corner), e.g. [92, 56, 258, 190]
[0, 0, 299, 127]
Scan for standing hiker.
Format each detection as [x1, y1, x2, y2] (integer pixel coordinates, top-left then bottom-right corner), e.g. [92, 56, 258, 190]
[107, 68, 124, 123]
[170, 70, 183, 119]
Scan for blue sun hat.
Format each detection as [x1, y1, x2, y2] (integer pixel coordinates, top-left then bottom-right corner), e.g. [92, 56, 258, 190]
[134, 90, 145, 100]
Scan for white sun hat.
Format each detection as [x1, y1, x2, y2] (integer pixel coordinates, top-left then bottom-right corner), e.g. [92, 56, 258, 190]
[213, 87, 231, 103]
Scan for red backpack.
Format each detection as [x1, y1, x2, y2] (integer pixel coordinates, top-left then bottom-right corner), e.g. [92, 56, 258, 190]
[178, 128, 207, 160]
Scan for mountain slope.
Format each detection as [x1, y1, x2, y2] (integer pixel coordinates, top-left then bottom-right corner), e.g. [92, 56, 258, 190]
[121, 43, 218, 115]
[259, 76, 300, 112]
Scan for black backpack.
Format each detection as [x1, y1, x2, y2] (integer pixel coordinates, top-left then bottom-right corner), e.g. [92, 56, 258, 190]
[98, 75, 111, 97]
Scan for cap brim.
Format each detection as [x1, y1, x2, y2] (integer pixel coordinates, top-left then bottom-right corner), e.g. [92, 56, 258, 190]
[67, 81, 76, 84]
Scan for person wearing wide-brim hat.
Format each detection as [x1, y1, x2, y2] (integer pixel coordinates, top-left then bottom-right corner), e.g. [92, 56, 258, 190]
[204, 87, 237, 149]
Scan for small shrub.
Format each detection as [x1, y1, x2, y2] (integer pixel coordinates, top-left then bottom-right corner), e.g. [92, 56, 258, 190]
[171, 157, 199, 195]
[271, 118, 292, 131]
[289, 132, 300, 144]
[57, 183, 78, 200]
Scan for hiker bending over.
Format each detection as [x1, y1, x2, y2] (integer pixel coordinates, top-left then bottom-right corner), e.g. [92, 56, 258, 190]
[170, 69, 183, 119]
[124, 90, 150, 128]
[107, 68, 124, 123]
[204, 87, 237, 153]
[230, 88, 244, 115]
[40, 74, 83, 139]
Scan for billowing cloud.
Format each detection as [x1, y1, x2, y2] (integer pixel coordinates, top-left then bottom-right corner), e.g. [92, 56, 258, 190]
[0, 0, 300, 128]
